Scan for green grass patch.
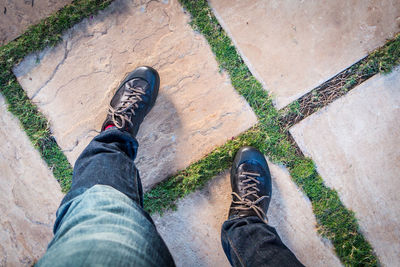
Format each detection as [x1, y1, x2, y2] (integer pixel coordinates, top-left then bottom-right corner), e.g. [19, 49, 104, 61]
[340, 32, 400, 89]
[0, 0, 115, 192]
[144, 128, 264, 213]
[280, 32, 400, 128]
[1, 79, 73, 191]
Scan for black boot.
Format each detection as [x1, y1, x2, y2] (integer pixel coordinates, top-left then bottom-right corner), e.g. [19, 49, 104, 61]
[101, 66, 160, 137]
[229, 146, 272, 222]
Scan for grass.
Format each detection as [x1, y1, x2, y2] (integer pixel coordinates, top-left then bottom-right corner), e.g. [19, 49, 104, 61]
[1, 0, 399, 265]
[145, 128, 264, 213]
[0, 0, 115, 192]
[280, 32, 400, 128]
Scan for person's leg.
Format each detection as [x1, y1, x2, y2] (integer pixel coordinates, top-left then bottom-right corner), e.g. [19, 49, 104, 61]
[60, 127, 142, 207]
[221, 217, 303, 267]
[37, 66, 175, 266]
[221, 147, 304, 267]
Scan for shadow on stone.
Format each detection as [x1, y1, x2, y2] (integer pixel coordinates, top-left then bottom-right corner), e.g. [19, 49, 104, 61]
[135, 90, 183, 191]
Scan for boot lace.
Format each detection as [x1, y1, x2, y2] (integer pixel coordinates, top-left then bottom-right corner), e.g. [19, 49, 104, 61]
[231, 171, 269, 223]
[108, 86, 146, 129]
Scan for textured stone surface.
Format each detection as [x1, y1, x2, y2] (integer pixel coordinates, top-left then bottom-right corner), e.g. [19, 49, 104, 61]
[290, 68, 400, 266]
[153, 161, 342, 267]
[0, 95, 63, 266]
[209, 0, 400, 109]
[13, 0, 257, 191]
[0, 0, 72, 45]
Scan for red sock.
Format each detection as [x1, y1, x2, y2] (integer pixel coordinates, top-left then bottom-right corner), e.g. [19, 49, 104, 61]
[104, 124, 115, 130]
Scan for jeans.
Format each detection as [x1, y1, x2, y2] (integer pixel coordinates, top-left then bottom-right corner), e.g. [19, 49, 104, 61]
[37, 128, 303, 267]
[222, 217, 304, 266]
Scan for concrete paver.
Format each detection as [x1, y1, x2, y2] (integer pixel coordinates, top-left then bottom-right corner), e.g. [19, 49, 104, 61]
[153, 161, 342, 267]
[0, 95, 63, 266]
[0, 0, 72, 45]
[13, 0, 257, 191]
[209, 0, 400, 109]
[290, 68, 400, 266]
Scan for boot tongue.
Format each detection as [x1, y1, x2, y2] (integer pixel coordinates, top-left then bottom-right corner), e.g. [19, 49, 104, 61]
[126, 78, 149, 91]
[239, 161, 261, 174]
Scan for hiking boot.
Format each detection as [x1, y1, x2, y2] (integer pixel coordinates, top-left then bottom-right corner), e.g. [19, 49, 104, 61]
[228, 146, 272, 222]
[101, 66, 160, 137]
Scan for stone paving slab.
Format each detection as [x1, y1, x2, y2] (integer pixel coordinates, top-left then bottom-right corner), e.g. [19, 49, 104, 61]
[0, 95, 63, 266]
[209, 0, 400, 109]
[0, 0, 72, 45]
[290, 68, 400, 266]
[153, 161, 342, 267]
[13, 0, 257, 191]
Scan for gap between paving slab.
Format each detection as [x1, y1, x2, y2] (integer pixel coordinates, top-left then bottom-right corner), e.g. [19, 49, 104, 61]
[209, 0, 400, 109]
[153, 160, 342, 267]
[280, 32, 400, 130]
[290, 68, 400, 266]
[0, 0, 73, 45]
[13, 0, 257, 191]
[0, 94, 63, 266]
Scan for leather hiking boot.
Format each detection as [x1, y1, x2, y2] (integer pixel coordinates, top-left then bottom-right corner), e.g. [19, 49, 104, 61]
[101, 66, 160, 137]
[228, 146, 272, 223]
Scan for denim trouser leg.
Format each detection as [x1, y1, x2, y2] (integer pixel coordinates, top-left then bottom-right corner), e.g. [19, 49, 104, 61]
[221, 216, 304, 267]
[61, 128, 143, 207]
[37, 129, 175, 266]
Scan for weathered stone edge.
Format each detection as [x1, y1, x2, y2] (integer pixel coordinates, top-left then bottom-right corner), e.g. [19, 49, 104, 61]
[0, 0, 115, 192]
[279, 32, 400, 130]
